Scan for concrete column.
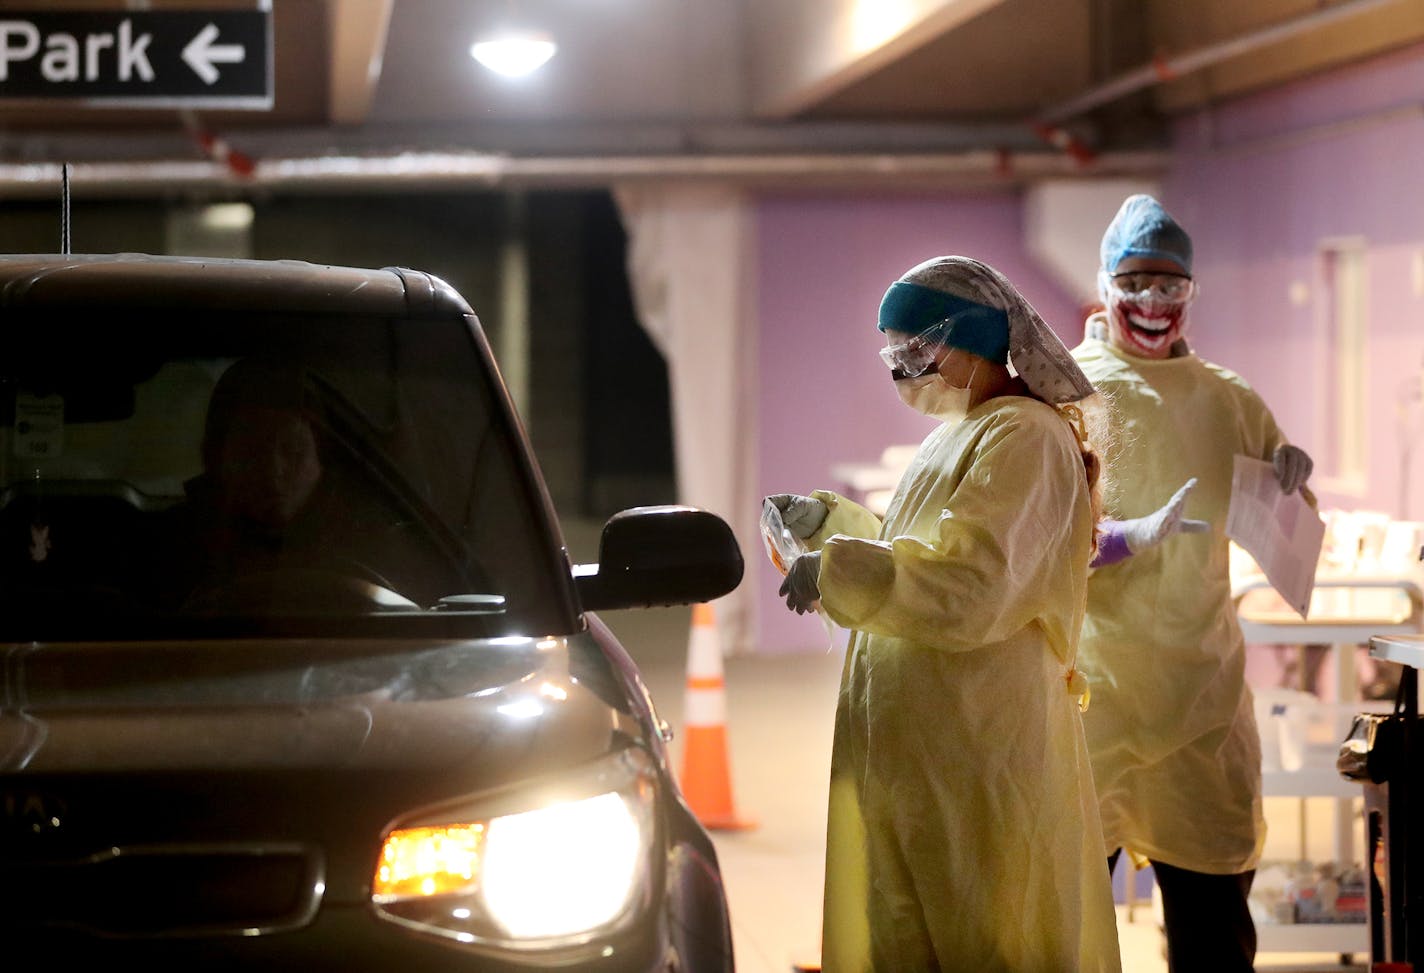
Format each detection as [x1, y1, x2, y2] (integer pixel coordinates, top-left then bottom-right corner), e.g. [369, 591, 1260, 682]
[498, 190, 530, 417]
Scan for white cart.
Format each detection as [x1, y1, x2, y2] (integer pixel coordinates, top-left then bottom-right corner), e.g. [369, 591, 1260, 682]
[1234, 577, 1424, 965]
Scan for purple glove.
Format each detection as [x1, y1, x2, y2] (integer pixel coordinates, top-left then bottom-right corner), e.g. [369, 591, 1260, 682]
[1092, 478, 1209, 567]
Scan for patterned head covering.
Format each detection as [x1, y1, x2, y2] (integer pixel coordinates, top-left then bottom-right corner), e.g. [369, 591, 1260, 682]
[893, 256, 1095, 404]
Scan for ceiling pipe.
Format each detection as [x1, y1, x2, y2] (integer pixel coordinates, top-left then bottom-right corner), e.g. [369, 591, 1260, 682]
[0, 148, 1170, 198]
[1036, 0, 1407, 125]
[0, 118, 1081, 164]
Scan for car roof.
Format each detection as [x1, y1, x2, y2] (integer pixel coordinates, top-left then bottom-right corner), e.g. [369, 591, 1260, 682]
[0, 253, 473, 319]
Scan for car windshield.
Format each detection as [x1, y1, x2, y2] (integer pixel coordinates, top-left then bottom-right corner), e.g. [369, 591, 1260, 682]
[0, 308, 571, 640]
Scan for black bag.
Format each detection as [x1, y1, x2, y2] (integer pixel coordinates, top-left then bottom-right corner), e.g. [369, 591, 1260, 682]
[1338, 680, 1416, 784]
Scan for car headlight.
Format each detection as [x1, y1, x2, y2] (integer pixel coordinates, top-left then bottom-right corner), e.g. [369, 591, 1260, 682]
[371, 747, 659, 951]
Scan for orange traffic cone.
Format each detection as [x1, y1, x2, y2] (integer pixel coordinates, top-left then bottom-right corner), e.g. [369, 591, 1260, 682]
[678, 602, 755, 831]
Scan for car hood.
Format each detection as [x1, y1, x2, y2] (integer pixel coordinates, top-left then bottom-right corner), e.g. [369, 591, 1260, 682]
[0, 631, 660, 910]
[0, 632, 641, 777]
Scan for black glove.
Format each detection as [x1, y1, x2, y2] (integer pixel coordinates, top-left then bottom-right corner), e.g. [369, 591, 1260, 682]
[778, 551, 822, 615]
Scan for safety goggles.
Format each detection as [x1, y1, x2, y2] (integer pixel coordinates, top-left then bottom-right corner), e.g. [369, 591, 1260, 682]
[878, 324, 946, 379]
[1106, 271, 1198, 303]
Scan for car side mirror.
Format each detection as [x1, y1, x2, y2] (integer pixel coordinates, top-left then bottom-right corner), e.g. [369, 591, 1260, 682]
[573, 505, 744, 612]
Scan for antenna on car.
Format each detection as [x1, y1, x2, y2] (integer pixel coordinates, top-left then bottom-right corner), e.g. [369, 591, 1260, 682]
[60, 162, 71, 256]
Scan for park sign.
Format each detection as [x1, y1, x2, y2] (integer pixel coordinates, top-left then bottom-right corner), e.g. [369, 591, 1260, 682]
[0, 8, 271, 108]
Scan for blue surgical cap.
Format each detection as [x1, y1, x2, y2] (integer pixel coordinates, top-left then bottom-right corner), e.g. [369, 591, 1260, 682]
[1100, 194, 1193, 275]
[877, 281, 1010, 365]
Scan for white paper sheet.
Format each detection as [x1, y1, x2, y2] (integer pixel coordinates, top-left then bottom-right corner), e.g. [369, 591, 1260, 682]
[1225, 456, 1325, 618]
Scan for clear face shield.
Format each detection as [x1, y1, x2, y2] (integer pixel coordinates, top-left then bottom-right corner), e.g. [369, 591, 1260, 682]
[878, 323, 947, 380]
[880, 324, 982, 424]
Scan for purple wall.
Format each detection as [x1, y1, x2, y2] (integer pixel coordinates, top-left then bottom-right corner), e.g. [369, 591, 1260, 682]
[1162, 39, 1424, 519]
[753, 192, 1084, 653]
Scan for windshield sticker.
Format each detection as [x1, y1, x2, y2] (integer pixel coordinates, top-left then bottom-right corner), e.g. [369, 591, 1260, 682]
[14, 392, 64, 459]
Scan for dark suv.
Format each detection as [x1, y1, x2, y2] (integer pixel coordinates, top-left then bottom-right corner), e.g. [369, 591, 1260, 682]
[0, 253, 742, 970]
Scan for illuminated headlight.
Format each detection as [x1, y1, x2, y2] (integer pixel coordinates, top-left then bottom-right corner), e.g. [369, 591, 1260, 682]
[371, 747, 658, 949]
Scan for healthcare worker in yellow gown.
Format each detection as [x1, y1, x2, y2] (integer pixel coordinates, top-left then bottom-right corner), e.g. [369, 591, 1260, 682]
[772, 256, 1122, 973]
[1071, 195, 1314, 972]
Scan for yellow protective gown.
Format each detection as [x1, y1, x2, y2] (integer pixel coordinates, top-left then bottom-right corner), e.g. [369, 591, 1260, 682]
[1071, 328, 1283, 874]
[805, 396, 1121, 973]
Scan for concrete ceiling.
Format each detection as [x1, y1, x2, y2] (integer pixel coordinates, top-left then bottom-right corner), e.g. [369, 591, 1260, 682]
[3, 0, 1422, 196]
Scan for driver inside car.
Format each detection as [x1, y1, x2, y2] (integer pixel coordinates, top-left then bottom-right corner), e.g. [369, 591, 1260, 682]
[206, 370, 325, 535]
[150, 356, 409, 613]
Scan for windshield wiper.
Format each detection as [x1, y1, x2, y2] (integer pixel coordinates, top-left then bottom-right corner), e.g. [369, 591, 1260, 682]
[433, 594, 507, 614]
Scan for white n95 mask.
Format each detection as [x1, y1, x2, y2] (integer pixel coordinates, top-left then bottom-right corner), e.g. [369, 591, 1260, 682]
[896, 372, 974, 424]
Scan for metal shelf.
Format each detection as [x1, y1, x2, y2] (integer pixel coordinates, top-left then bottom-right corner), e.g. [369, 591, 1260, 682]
[1235, 576, 1424, 646]
[1256, 920, 1366, 955]
[1263, 766, 1365, 799]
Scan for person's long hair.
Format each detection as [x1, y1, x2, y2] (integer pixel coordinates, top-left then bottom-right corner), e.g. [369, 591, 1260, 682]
[1052, 393, 1110, 563]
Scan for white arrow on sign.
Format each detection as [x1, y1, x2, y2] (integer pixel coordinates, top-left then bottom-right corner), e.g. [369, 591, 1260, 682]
[182, 22, 245, 85]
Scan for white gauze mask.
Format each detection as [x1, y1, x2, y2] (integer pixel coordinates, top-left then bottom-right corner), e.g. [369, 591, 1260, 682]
[896, 363, 977, 424]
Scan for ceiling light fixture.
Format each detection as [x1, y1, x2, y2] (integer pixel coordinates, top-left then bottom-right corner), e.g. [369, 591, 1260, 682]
[470, 31, 557, 78]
